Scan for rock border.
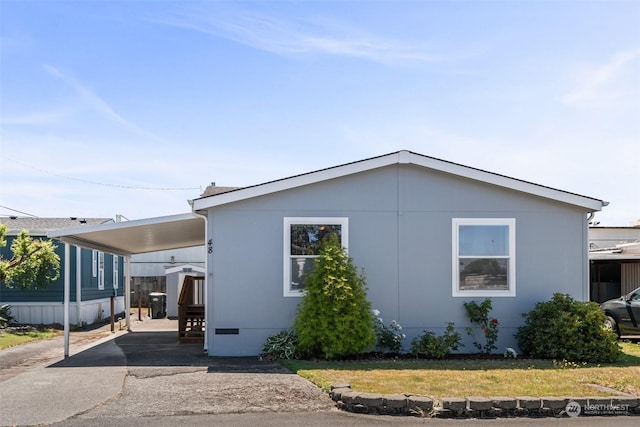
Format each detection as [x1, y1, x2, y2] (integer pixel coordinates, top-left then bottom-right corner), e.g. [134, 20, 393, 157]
[329, 384, 640, 418]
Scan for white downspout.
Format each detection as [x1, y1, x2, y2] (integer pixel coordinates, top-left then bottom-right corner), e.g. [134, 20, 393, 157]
[193, 210, 209, 352]
[125, 256, 131, 331]
[64, 243, 70, 358]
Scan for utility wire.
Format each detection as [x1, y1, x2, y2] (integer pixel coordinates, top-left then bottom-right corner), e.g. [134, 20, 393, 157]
[0, 205, 39, 217]
[2, 155, 201, 191]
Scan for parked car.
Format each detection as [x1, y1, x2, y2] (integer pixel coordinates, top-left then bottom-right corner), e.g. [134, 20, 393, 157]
[600, 287, 640, 337]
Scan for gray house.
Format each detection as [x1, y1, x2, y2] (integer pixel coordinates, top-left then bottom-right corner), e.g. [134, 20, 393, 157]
[192, 151, 606, 356]
[49, 151, 607, 357]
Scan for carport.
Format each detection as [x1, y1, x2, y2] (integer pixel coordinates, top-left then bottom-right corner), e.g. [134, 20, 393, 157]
[47, 212, 206, 357]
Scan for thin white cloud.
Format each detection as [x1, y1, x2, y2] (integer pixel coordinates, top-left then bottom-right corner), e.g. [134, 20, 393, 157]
[43, 65, 158, 138]
[159, 8, 471, 65]
[561, 48, 640, 107]
[0, 109, 71, 126]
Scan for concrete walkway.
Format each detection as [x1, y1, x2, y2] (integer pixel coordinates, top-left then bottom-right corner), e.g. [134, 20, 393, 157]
[0, 318, 333, 426]
[0, 326, 128, 426]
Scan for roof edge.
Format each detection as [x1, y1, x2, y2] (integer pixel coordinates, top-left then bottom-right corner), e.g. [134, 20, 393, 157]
[193, 150, 606, 212]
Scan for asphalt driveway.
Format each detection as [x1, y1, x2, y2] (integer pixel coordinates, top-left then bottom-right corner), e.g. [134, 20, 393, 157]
[0, 320, 334, 426]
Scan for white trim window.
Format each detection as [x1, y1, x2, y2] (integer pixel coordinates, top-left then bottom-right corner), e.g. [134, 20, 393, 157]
[92, 250, 98, 277]
[113, 256, 119, 289]
[283, 217, 348, 297]
[452, 218, 516, 297]
[98, 252, 105, 290]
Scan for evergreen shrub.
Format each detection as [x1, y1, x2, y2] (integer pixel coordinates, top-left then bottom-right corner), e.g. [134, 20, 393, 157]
[515, 293, 622, 363]
[293, 236, 375, 359]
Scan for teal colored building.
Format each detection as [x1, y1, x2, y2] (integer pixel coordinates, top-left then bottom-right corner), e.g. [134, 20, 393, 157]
[0, 217, 125, 325]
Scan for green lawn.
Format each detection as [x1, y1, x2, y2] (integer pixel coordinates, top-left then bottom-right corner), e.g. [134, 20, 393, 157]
[281, 341, 640, 399]
[0, 328, 59, 350]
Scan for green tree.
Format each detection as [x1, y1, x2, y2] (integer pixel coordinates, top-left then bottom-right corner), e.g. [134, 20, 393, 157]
[0, 224, 60, 289]
[294, 235, 375, 359]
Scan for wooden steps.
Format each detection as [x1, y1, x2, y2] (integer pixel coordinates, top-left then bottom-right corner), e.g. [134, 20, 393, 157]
[178, 276, 205, 343]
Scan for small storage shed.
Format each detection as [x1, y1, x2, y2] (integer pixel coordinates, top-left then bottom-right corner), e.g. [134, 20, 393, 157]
[165, 264, 205, 319]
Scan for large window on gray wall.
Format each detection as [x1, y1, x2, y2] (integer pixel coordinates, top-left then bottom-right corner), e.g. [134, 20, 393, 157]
[452, 218, 516, 297]
[283, 217, 348, 297]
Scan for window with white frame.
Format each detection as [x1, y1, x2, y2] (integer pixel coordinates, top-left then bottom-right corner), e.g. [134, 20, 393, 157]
[98, 252, 105, 290]
[92, 250, 98, 277]
[113, 256, 119, 289]
[283, 217, 348, 297]
[452, 218, 516, 297]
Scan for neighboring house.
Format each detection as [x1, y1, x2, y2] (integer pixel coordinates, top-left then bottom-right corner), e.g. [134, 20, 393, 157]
[191, 151, 607, 356]
[589, 222, 640, 302]
[0, 217, 125, 325]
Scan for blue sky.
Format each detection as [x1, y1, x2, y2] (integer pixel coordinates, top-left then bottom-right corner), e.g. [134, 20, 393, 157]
[1, 1, 638, 225]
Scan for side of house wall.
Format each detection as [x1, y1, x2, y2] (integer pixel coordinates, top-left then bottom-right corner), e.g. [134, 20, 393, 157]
[1, 240, 125, 324]
[7, 297, 125, 325]
[206, 164, 589, 356]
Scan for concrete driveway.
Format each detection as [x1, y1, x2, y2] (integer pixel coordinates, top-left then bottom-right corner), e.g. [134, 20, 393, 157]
[0, 319, 334, 426]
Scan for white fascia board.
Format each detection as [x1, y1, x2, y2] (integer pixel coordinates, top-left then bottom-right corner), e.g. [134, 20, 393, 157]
[193, 150, 606, 212]
[407, 153, 606, 211]
[53, 236, 132, 257]
[47, 213, 199, 238]
[193, 152, 400, 210]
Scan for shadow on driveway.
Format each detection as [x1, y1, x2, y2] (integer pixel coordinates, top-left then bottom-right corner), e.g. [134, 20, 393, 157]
[48, 331, 288, 373]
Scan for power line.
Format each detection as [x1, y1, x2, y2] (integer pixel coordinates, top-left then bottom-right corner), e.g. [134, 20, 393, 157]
[3, 155, 202, 191]
[0, 205, 39, 217]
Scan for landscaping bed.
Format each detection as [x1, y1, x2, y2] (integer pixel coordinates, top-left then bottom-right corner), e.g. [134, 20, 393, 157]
[281, 341, 640, 398]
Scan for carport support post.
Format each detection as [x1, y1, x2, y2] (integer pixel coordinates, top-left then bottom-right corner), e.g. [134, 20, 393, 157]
[125, 256, 131, 331]
[64, 243, 70, 358]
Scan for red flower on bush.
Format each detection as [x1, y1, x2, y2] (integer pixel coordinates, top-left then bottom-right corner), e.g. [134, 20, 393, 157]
[490, 318, 499, 325]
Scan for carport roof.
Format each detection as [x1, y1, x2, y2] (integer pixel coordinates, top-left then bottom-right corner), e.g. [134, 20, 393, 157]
[47, 213, 205, 256]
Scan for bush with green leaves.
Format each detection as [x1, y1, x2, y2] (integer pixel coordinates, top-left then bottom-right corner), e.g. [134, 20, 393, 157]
[464, 298, 499, 354]
[293, 236, 376, 359]
[372, 309, 406, 353]
[261, 329, 299, 360]
[515, 293, 622, 363]
[0, 304, 15, 329]
[410, 322, 463, 359]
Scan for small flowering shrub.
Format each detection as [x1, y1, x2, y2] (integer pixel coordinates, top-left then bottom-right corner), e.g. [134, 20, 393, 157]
[372, 309, 406, 353]
[464, 298, 499, 354]
[410, 322, 463, 359]
[503, 347, 518, 359]
[261, 329, 299, 360]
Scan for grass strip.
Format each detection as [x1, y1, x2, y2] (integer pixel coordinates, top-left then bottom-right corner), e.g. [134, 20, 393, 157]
[282, 341, 640, 398]
[0, 328, 58, 350]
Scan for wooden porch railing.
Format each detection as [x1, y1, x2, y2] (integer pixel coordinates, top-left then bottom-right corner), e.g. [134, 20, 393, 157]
[178, 275, 205, 343]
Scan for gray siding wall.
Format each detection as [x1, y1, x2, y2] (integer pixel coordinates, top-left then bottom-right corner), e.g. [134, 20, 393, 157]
[206, 164, 589, 356]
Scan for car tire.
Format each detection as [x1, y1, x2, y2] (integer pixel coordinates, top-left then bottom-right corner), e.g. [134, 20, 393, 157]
[604, 315, 620, 337]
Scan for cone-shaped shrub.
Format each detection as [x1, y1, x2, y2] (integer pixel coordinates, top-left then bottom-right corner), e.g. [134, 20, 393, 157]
[294, 236, 375, 359]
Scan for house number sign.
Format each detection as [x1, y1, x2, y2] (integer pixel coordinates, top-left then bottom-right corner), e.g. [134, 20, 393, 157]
[207, 239, 213, 254]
